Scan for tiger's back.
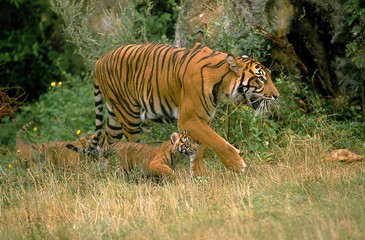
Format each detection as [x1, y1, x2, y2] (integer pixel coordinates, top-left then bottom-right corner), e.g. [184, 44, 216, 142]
[92, 43, 231, 145]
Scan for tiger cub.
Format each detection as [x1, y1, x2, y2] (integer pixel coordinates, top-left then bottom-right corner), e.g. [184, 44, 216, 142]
[67, 131, 197, 178]
[16, 121, 92, 169]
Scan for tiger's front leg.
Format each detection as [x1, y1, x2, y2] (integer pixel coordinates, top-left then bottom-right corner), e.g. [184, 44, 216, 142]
[148, 157, 175, 178]
[179, 118, 246, 175]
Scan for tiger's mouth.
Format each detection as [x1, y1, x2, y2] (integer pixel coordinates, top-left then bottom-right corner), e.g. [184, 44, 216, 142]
[249, 96, 280, 116]
[250, 96, 261, 110]
[181, 148, 197, 157]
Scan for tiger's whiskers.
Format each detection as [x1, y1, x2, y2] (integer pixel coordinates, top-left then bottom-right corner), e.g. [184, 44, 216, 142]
[254, 98, 280, 116]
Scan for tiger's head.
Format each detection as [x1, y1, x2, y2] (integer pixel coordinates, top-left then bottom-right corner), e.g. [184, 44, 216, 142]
[227, 55, 279, 115]
[170, 131, 197, 157]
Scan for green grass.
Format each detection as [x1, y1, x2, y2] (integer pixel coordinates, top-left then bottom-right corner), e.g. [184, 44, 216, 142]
[0, 134, 364, 239]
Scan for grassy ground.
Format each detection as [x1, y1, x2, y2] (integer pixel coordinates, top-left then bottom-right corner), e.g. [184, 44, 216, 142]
[0, 134, 364, 240]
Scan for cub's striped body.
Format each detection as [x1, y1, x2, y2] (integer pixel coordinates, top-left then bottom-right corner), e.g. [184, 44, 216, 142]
[16, 121, 93, 169]
[69, 131, 196, 177]
[89, 43, 279, 174]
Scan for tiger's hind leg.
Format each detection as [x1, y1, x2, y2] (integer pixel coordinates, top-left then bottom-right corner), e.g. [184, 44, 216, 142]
[104, 103, 124, 145]
[108, 104, 142, 143]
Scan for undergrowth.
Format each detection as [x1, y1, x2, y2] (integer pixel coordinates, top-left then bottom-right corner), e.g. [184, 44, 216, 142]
[0, 135, 364, 239]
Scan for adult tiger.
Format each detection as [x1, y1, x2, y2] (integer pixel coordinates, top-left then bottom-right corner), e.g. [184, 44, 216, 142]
[87, 43, 279, 175]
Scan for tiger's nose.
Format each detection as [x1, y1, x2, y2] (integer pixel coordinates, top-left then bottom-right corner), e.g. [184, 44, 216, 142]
[273, 93, 279, 100]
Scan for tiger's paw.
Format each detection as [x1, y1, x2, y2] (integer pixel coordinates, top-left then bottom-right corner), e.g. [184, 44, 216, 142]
[225, 156, 247, 173]
[228, 163, 247, 173]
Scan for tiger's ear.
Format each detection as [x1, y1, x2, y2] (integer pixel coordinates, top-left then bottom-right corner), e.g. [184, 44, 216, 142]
[226, 55, 243, 74]
[170, 132, 179, 144]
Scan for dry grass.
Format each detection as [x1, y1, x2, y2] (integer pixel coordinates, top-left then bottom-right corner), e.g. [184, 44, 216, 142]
[0, 134, 364, 239]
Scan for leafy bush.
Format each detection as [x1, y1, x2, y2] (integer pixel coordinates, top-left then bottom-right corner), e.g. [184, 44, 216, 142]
[341, 0, 365, 123]
[136, 0, 181, 42]
[177, 1, 271, 63]
[0, 0, 83, 101]
[342, 0, 365, 69]
[1, 73, 94, 147]
[50, 0, 177, 69]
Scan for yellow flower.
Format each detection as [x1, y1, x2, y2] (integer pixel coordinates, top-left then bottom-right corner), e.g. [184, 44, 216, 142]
[33, 127, 38, 132]
[8, 164, 13, 169]
[76, 129, 81, 135]
[51, 81, 56, 87]
[241, 105, 250, 111]
[17, 149, 20, 153]
[58, 81, 62, 86]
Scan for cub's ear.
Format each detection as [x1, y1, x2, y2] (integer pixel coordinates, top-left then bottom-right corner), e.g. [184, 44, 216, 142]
[226, 55, 243, 74]
[170, 132, 180, 144]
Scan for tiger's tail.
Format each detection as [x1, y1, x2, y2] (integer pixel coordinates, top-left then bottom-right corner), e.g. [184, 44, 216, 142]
[89, 81, 104, 150]
[89, 79, 120, 152]
[16, 121, 34, 151]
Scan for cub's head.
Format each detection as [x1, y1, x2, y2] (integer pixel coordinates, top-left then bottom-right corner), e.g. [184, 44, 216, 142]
[227, 55, 279, 115]
[170, 131, 197, 157]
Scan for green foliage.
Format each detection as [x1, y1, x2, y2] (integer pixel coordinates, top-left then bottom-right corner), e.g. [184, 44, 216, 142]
[204, 18, 271, 62]
[1, 74, 94, 147]
[342, 0, 365, 69]
[50, 0, 105, 70]
[50, 0, 179, 70]
[179, 0, 271, 62]
[342, 0, 365, 121]
[136, 0, 181, 42]
[0, 0, 83, 101]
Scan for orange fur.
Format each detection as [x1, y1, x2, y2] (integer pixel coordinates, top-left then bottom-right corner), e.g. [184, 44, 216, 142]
[112, 132, 196, 177]
[16, 122, 92, 169]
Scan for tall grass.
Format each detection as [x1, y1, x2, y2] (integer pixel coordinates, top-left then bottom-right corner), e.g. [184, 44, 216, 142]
[1, 133, 364, 239]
